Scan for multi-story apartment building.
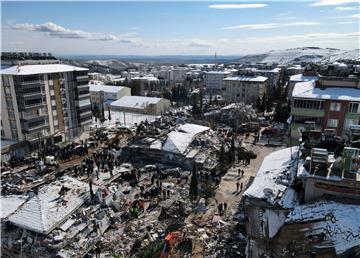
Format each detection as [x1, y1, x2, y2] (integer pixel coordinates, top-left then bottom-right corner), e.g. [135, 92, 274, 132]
[204, 71, 231, 93]
[291, 76, 360, 137]
[1, 64, 92, 149]
[89, 84, 131, 107]
[222, 76, 268, 104]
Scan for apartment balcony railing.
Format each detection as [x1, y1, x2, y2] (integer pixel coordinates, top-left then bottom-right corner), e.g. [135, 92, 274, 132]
[24, 123, 49, 133]
[21, 113, 47, 121]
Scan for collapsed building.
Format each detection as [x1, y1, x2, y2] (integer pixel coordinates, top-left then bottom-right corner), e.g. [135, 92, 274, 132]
[204, 103, 258, 128]
[123, 122, 220, 171]
[244, 127, 360, 257]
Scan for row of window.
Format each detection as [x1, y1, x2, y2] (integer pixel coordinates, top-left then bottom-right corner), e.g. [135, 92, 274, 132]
[293, 115, 323, 125]
[293, 116, 359, 130]
[293, 99, 324, 110]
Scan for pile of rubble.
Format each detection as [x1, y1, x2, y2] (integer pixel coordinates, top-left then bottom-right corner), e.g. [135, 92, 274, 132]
[204, 103, 258, 128]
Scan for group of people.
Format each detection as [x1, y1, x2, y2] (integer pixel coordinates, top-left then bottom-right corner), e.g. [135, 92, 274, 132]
[217, 202, 228, 216]
[40, 142, 89, 161]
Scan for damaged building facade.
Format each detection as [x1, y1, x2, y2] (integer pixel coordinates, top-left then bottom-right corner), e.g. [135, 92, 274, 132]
[244, 129, 360, 257]
[123, 121, 219, 171]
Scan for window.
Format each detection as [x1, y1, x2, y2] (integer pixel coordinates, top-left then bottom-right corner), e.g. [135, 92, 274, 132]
[327, 119, 338, 128]
[330, 102, 341, 111]
[348, 102, 360, 114]
[344, 119, 358, 130]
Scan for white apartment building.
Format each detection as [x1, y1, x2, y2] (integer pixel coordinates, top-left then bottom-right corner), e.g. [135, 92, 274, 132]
[89, 84, 131, 107]
[1, 64, 92, 149]
[204, 71, 231, 93]
[222, 76, 268, 104]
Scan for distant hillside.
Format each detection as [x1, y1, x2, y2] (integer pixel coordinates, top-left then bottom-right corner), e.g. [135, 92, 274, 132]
[238, 47, 360, 64]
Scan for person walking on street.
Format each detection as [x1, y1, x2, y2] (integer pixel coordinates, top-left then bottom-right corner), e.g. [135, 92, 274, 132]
[240, 182, 243, 192]
[236, 182, 240, 192]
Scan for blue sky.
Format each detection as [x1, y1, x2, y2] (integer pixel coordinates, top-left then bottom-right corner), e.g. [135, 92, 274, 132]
[2, 1, 359, 55]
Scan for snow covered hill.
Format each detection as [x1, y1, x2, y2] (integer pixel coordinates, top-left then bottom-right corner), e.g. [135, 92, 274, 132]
[239, 47, 360, 64]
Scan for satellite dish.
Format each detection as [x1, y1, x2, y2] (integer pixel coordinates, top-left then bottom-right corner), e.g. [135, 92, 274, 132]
[263, 188, 274, 197]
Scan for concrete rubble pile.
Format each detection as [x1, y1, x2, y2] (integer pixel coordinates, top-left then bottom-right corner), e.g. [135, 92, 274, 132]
[204, 103, 258, 127]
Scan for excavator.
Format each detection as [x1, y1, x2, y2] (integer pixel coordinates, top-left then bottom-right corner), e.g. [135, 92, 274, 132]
[160, 231, 182, 258]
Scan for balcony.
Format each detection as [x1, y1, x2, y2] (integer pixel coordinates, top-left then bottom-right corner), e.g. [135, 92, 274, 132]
[21, 113, 47, 121]
[24, 123, 49, 133]
[22, 91, 45, 98]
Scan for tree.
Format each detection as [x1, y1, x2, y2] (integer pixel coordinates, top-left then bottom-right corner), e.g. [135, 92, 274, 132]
[229, 135, 236, 163]
[128, 80, 142, 96]
[101, 104, 105, 119]
[218, 144, 227, 173]
[108, 106, 111, 121]
[189, 163, 198, 200]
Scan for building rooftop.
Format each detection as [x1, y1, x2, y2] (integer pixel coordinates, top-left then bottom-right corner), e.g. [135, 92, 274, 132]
[223, 76, 268, 82]
[290, 73, 318, 82]
[0, 195, 29, 220]
[8, 176, 94, 234]
[285, 200, 360, 255]
[244, 147, 299, 209]
[205, 71, 231, 75]
[89, 84, 128, 93]
[110, 96, 163, 110]
[1, 64, 88, 75]
[292, 80, 360, 101]
[163, 123, 210, 154]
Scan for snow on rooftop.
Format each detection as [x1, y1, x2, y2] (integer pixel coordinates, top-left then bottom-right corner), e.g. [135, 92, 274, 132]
[8, 176, 94, 234]
[163, 123, 209, 154]
[178, 123, 209, 135]
[1, 64, 88, 75]
[111, 96, 163, 110]
[244, 147, 299, 209]
[292, 80, 360, 102]
[0, 195, 28, 220]
[89, 84, 128, 93]
[286, 200, 360, 255]
[223, 76, 268, 82]
[290, 73, 318, 82]
[205, 71, 231, 75]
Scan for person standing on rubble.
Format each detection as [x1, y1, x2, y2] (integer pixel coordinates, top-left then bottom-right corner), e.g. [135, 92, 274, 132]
[223, 202, 228, 215]
[240, 182, 243, 192]
[94, 241, 102, 258]
[236, 181, 240, 192]
[218, 203, 223, 215]
[89, 180, 95, 199]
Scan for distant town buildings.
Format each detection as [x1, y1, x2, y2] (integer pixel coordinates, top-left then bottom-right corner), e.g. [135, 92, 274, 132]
[204, 71, 231, 93]
[222, 76, 268, 104]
